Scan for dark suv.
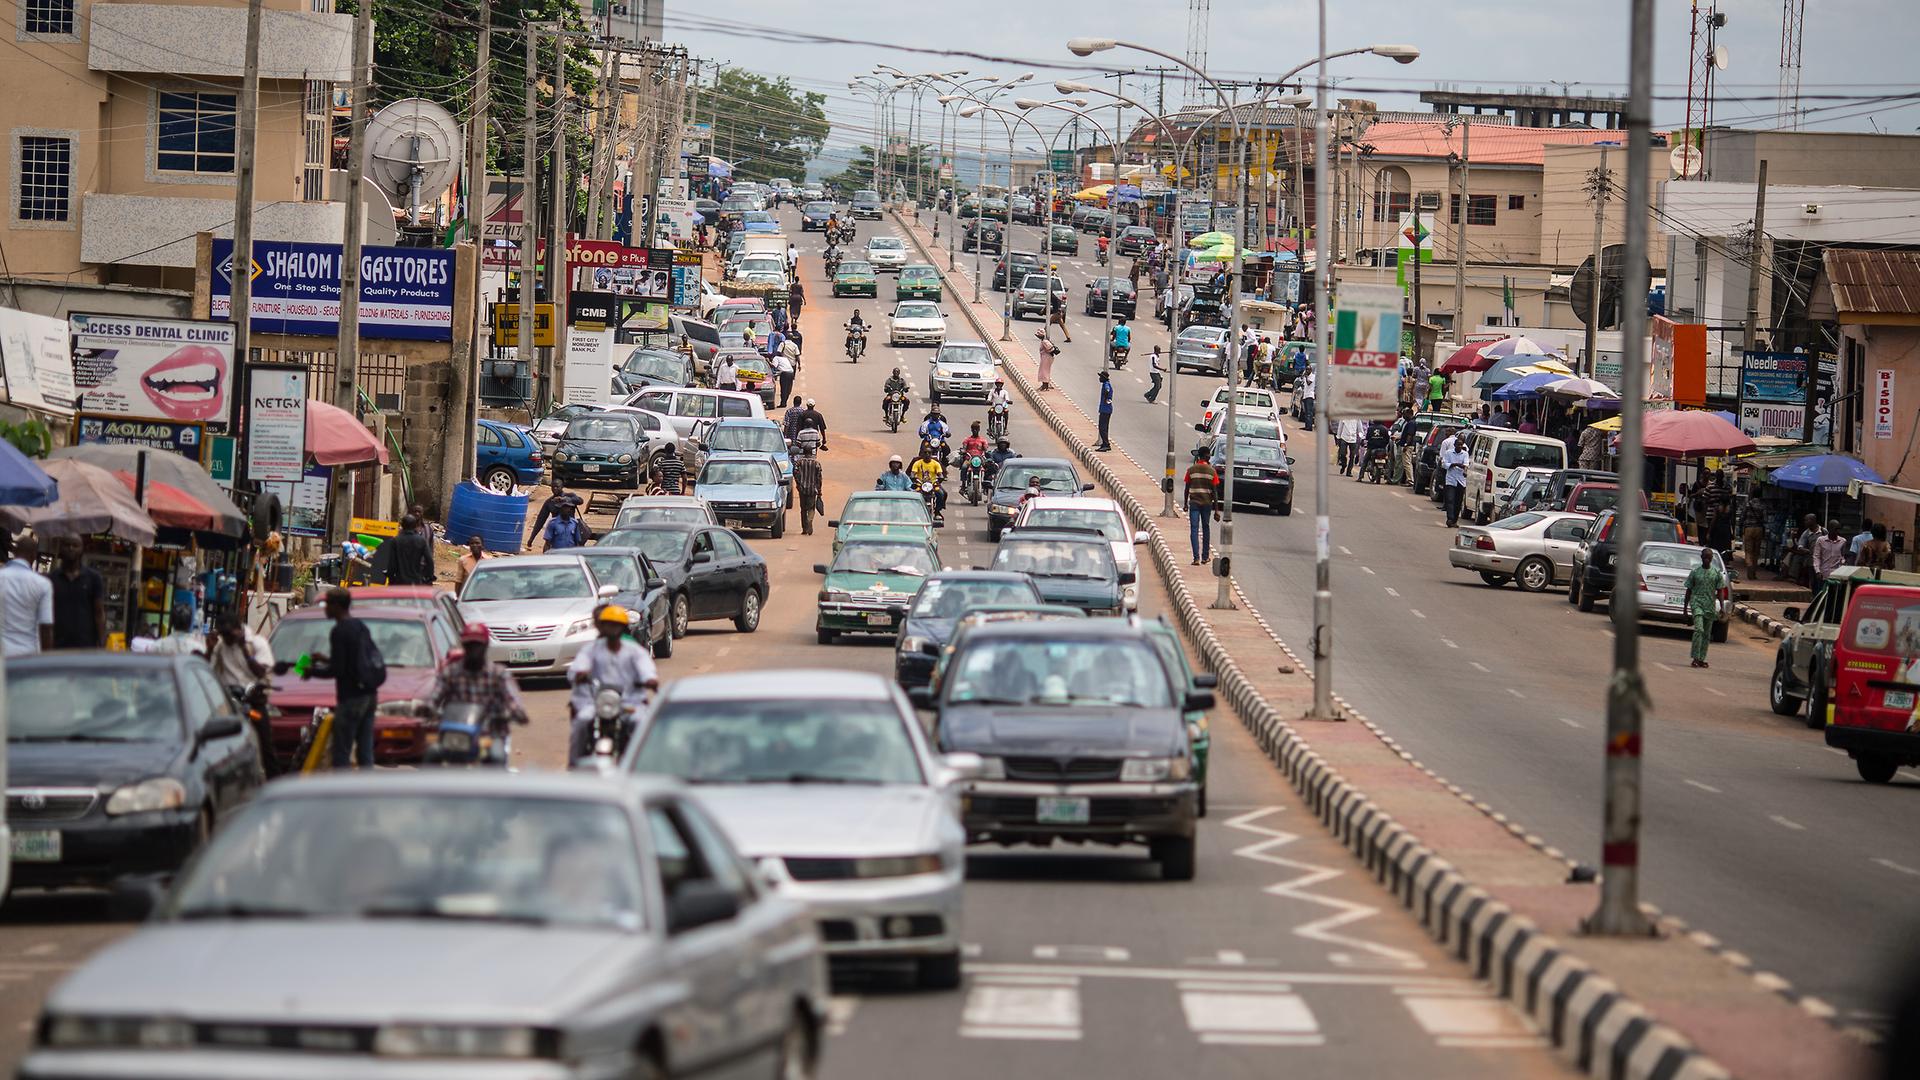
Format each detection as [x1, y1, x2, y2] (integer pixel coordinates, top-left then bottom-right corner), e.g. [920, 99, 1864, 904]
[1568, 508, 1684, 613]
[1085, 277, 1137, 318]
[1116, 226, 1156, 257]
[962, 219, 1004, 254]
[992, 251, 1043, 291]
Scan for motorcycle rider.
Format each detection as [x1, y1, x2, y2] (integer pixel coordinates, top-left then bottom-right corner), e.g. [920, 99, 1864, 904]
[876, 454, 914, 491]
[882, 366, 911, 421]
[918, 405, 950, 449]
[1096, 234, 1110, 264]
[566, 606, 658, 763]
[910, 444, 948, 520]
[844, 309, 868, 358]
[987, 378, 1014, 436]
[423, 622, 530, 742]
[960, 420, 990, 464]
[1109, 317, 1132, 363]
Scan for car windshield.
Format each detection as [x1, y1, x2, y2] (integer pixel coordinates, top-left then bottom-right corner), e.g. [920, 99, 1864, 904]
[1642, 543, 1716, 570]
[1495, 441, 1564, 470]
[463, 564, 591, 602]
[1179, 328, 1225, 345]
[938, 345, 992, 367]
[270, 617, 437, 670]
[993, 539, 1115, 580]
[1023, 508, 1126, 541]
[844, 497, 931, 524]
[601, 527, 691, 561]
[1021, 275, 1062, 291]
[167, 794, 647, 930]
[946, 638, 1173, 708]
[834, 542, 935, 576]
[912, 578, 1041, 617]
[7, 665, 183, 742]
[804, 202, 831, 213]
[869, 238, 904, 251]
[1228, 417, 1284, 440]
[838, 262, 874, 275]
[567, 417, 637, 442]
[621, 351, 684, 381]
[632, 699, 923, 785]
[855, 190, 879, 201]
[902, 268, 936, 281]
[1487, 512, 1546, 530]
[1571, 487, 1622, 511]
[701, 460, 777, 486]
[1216, 390, 1275, 408]
[738, 257, 784, 274]
[1225, 441, 1287, 464]
[997, 463, 1078, 492]
[578, 552, 643, 591]
[896, 303, 939, 320]
[710, 426, 784, 453]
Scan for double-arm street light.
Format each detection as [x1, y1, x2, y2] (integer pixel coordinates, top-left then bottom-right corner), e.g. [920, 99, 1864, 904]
[876, 66, 968, 209]
[958, 95, 1081, 340]
[1015, 99, 1124, 372]
[925, 75, 1000, 270]
[941, 75, 1034, 308]
[1067, 33, 1416, 719]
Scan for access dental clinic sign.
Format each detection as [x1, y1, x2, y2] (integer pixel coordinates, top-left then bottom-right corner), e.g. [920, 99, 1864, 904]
[210, 239, 456, 342]
[1324, 284, 1403, 421]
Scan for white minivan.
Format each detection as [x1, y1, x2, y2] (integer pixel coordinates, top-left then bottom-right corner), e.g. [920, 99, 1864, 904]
[623, 386, 767, 439]
[1464, 429, 1568, 524]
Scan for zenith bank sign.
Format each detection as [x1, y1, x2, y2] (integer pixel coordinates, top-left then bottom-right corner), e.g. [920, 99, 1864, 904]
[564, 237, 658, 271]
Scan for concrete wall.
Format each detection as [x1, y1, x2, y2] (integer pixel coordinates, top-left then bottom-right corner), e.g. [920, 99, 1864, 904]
[1703, 130, 1920, 188]
[1840, 325, 1920, 537]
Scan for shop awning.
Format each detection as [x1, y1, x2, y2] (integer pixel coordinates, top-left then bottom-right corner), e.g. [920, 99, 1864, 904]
[1848, 480, 1920, 506]
[0, 459, 155, 545]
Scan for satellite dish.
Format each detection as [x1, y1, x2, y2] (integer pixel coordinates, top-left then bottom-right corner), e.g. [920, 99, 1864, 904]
[1711, 44, 1729, 70]
[1570, 243, 1652, 330]
[1670, 142, 1703, 178]
[366, 98, 464, 224]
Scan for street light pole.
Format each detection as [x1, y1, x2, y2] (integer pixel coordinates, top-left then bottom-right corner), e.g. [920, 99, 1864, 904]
[1311, 2, 1335, 719]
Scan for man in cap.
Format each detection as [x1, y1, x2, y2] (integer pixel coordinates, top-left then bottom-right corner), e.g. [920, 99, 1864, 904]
[566, 605, 658, 762]
[422, 622, 529, 736]
[876, 455, 913, 491]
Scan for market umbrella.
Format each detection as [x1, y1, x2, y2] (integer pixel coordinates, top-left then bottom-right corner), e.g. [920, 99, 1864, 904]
[1192, 244, 1236, 262]
[1490, 371, 1562, 401]
[50, 444, 247, 538]
[1542, 377, 1617, 400]
[1480, 337, 1561, 364]
[0, 439, 57, 508]
[1766, 454, 1884, 493]
[1642, 410, 1756, 458]
[1587, 415, 1624, 432]
[306, 399, 390, 466]
[114, 473, 218, 532]
[1071, 186, 1109, 202]
[1505, 358, 1575, 377]
[1189, 231, 1232, 249]
[0, 459, 155, 545]
[1436, 340, 1498, 374]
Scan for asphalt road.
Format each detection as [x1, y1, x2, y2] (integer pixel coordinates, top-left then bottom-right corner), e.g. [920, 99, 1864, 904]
[972, 209, 1920, 1027]
[0, 208, 1573, 1079]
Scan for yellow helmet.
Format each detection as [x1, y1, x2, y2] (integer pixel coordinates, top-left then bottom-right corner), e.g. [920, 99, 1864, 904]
[595, 604, 633, 626]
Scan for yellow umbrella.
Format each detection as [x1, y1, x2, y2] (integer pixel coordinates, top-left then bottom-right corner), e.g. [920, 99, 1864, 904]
[1588, 415, 1623, 432]
[1507, 359, 1575, 377]
[1071, 185, 1111, 202]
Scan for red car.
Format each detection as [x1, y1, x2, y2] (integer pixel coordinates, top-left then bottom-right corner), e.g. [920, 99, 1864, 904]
[265, 606, 456, 766]
[347, 585, 464, 640]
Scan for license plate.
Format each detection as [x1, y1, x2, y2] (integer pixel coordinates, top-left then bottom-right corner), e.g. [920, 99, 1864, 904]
[1665, 594, 1684, 608]
[508, 648, 537, 664]
[1036, 796, 1090, 825]
[581, 464, 600, 473]
[724, 518, 745, 529]
[11, 830, 59, 862]
[1886, 690, 1916, 710]
[865, 612, 894, 627]
[1237, 468, 1262, 479]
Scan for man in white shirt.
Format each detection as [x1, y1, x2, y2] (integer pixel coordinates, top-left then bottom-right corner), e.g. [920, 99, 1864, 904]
[1441, 430, 1473, 528]
[0, 534, 52, 656]
[1850, 518, 1874, 563]
[566, 605, 659, 762]
[714, 354, 739, 393]
[209, 612, 274, 689]
[134, 605, 206, 656]
[1336, 418, 1363, 476]
[1300, 369, 1318, 432]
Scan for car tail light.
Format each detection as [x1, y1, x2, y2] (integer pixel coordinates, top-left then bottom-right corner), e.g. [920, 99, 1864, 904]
[1474, 536, 1495, 551]
[530, 451, 543, 464]
[1638, 575, 1647, 591]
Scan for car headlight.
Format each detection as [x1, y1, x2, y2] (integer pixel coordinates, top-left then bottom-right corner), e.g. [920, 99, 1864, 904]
[898, 635, 928, 655]
[376, 698, 425, 720]
[617, 453, 634, 465]
[936, 368, 952, 379]
[821, 589, 853, 603]
[553, 450, 569, 463]
[975, 755, 1005, 780]
[44, 1015, 195, 1049]
[989, 504, 1014, 516]
[1120, 756, 1192, 783]
[848, 854, 946, 878]
[1123, 583, 1139, 608]
[103, 777, 187, 816]
[374, 1025, 540, 1059]
[565, 618, 597, 636]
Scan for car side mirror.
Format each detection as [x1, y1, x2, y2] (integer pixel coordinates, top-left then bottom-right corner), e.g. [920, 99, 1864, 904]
[812, 562, 828, 574]
[645, 577, 666, 592]
[596, 584, 620, 599]
[1119, 571, 1137, 586]
[907, 686, 936, 710]
[1194, 422, 1207, 432]
[939, 751, 984, 783]
[826, 519, 839, 528]
[920, 640, 943, 657]
[1183, 689, 1216, 712]
[196, 715, 245, 744]
[1132, 530, 1149, 545]
[1782, 606, 1801, 622]
[691, 551, 713, 566]
[666, 879, 740, 935]
[1081, 483, 1095, 492]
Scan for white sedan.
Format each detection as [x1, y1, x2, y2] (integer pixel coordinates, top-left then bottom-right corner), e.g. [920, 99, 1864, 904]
[1199, 386, 1282, 429]
[888, 301, 948, 348]
[866, 236, 908, 271]
[1447, 510, 1595, 591]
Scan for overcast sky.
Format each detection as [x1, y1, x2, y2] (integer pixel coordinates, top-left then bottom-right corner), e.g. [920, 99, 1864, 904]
[662, 0, 1916, 158]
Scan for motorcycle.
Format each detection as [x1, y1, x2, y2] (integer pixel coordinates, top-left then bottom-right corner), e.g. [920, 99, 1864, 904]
[884, 390, 908, 432]
[228, 680, 284, 778]
[987, 405, 1009, 441]
[846, 326, 868, 362]
[918, 479, 944, 521]
[823, 249, 841, 277]
[582, 683, 639, 770]
[424, 702, 510, 767]
[1108, 343, 1131, 369]
[961, 455, 985, 505]
[1096, 245, 1108, 267]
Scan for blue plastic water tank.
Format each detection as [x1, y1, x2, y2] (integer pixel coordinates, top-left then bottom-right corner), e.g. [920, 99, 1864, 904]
[446, 481, 528, 554]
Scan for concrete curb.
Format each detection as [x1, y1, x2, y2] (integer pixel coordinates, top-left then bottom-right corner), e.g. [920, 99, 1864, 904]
[893, 210, 1734, 1080]
[1734, 602, 1790, 639]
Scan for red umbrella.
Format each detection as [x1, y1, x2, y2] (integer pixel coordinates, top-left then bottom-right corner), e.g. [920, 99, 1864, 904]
[306, 399, 390, 466]
[1641, 410, 1757, 458]
[114, 472, 219, 532]
[1436, 340, 1497, 374]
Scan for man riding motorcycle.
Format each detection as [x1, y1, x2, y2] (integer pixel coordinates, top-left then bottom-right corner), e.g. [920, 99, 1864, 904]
[422, 623, 530, 749]
[882, 367, 911, 422]
[910, 445, 948, 521]
[985, 436, 1020, 485]
[987, 379, 1013, 439]
[1109, 317, 1132, 367]
[918, 406, 951, 451]
[1096, 234, 1110, 265]
[958, 421, 990, 503]
[844, 310, 869, 360]
[876, 454, 914, 491]
[566, 606, 658, 764]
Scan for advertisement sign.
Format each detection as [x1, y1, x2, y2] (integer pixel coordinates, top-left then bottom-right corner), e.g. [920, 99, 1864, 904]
[624, 301, 670, 333]
[211, 240, 456, 341]
[565, 238, 671, 273]
[1740, 350, 1810, 403]
[263, 465, 330, 537]
[1876, 369, 1896, 439]
[1810, 353, 1835, 447]
[0, 307, 76, 416]
[562, 327, 615, 407]
[206, 434, 235, 486]
[74, 414, 204, 460]
[568, 291, 619, 331]
[1325, 284, 1403, 421]
[490, 303, 556, 348]
[672, 248, 704, 309]
[69, 314, 235, 425]
[244, 365, 308, 483]
[1651, 316, 1707, 405]
[1593, 349, 1624, 393]
[1740, 401, 1806, 440]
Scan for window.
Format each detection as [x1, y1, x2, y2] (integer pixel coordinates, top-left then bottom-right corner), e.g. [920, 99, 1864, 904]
[674, 392, 717, 418]
[711, 531, 745, 559]
[16, 135, 71, 222]
[156, 92, 238, 174]
[477, 424, 501, 447]
[23, 0, 74, 35]
[1448, 194, 1499, 227]
[717, 396, 752, 418]
[1508, 194, 1526, 211]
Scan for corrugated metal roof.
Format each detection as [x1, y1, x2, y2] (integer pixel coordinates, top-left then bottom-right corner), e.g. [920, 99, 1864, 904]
[1824, 249, 1920, 318]
[1355, 121, 1626, 165]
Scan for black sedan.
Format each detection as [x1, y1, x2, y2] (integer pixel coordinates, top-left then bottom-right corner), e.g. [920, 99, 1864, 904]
[962, 220, 1004, 254]
[575, 547, 676, 658]
[908, 620, 1207, 880]
[596, 522, 769, 637]
[6, 652, 264, 892]
[553, 411, 650, 489]
[800, 200, 835, 231]
[1085, 277, 1138, 318]
[1208, 435, 1295, 514]
[894, 571, 1043, 689]
[1116, 226, 1156, 257]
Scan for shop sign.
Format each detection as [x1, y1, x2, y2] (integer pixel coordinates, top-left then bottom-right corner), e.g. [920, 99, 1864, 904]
[1875, 369, 1896, 439]
[69, 314, 235, 426]
[211, 240, 455, 342]
[244, 365, 308, 483]
[74, 414, 204, 460]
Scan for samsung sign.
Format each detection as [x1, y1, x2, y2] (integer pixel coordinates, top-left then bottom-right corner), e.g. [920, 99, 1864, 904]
[210, 240, 456, 342]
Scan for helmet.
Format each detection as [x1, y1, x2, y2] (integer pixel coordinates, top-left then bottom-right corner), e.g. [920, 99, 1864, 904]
[459, 622, 491, 645]
[889, 454, 904, 465]
[805, 398, 816, 407]
[596, 605, 633, 627]
[994, 377, 1005, 385]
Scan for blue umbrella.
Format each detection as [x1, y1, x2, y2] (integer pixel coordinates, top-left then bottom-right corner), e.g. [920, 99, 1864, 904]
[1767, 454, 1884, 494]
[0, 438, 56, 508]
[1490, 371, 1562, 401]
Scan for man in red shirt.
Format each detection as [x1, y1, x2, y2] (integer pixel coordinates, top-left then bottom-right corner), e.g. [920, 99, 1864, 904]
[1183, 447, 1221, 565]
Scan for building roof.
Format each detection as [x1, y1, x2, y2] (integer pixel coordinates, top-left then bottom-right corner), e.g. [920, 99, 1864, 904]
[1354, 121, 1626, 166]
[1824, 249, 1920, 321]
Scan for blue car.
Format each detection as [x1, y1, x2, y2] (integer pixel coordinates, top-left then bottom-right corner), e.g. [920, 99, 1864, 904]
[475, 418, 544, 493]
[693, 451, 789, 538]
[693, 418, 793, 491]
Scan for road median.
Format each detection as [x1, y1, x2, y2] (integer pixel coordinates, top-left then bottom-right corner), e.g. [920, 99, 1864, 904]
[890, 206, 1872, 1080]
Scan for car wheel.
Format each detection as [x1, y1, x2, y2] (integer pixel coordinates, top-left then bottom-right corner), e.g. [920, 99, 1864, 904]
[482, 466, 517, 494]
[1807, 657, 1830, 730]
[1198, 782, 1208, 818]
[735, 589, 762, 633]
[1515, 556, 1553, 593]
[1857, 755, 1899, 784]
[987, 521, 1002, 542]
[770, 512, 785, 540]
[1277, 497, 1293, 517]
[670, 593, 691, 639]
[1769, 655, 1802, 716]
[653, 624, 674, 659]
[1478, 571, 1510, 587]
[1151, 835, 1197, 881]
[773, 1011, 818, 1080]
[917, 950, 964, 990]
[1710, 618, 1729, 644]
[1567, 572, 1581, 606]
[816, 628, 837, 645]
[1576, 577, 1596, 613]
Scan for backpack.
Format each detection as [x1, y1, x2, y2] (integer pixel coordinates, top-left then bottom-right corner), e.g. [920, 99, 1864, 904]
[354, 620, 387, 692]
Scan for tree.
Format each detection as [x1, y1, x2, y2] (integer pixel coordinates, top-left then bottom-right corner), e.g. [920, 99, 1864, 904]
[708, 69, 830, 182]
[825, 143, 936, 197]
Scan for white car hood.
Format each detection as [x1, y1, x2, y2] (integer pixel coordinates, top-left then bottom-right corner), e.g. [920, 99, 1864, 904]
[894, 317, 945, 332]
[461, 595, 599, 627]
[691, 784, 956, 859]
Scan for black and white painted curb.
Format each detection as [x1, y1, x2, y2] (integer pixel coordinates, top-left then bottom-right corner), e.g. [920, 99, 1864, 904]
[894, 211, 1735, 1080]
[1734, 602, 1790, 639]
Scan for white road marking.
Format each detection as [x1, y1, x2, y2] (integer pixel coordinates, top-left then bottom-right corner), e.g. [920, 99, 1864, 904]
[1360, 565, 1376, 575]
[1032, 945, 1130, 963]
[1703, 685, 1726, 697]
[1224, 807, 1425, 970]
[960, 985, 1081, 1040]
[1409, 609, 1426, 619]
[1469, 661, 1490, 672]
[1770, 815, 1806, 831]
[1505, 688, 1525, 699]
[1874, 858, 1920, 877]
[1215, 950, 1248, 966]
[1559, 718, 1582, 728]
[1684, 779, 1722, 794]
[1338, 545, 1353, 556]
[1656, 662, 1676, 672]
[1401, 995, 1542, 1047]
[21, 943, 57, 957]
[1441, 638, 1459, 649]
[1384, 587, 1400, 598]
[824, 996, 860, 1037]
[1182, 990, 1321, 1045]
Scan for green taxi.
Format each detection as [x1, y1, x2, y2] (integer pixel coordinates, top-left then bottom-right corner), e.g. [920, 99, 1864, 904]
[828, 490, 937, 554]
[1141, 615, 1215, 816]
[896, 264, 943, 302]
[833, 259, 878, 298]
[814, 537, 940, 644]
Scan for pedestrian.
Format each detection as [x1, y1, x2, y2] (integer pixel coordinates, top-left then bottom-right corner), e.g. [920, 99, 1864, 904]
[543, 499, 591, 551]
[299, 587, 384, 769]
[654, 451, 685, 495]
[48, 537, 106, 649]
[527, 477, 582, 547]
[138, 603, 206, 656]
[1427, 369, 1446, 410]
[1811, 519, 1849, 603]
[1441, 429, 1471, 528]
[1145, 345, 1166, 403]
[209, 612, 273, 691]
[782, 394, 806, 439]
[1391, 407, 1417, 485]
[788, 277, 805, 317]
[1860, 522, 1895, 572]
[1850, 518, 1875, 564]
[1787, 513, 1819, 585]
[1336, 418, 1362, 476]
[791, 441, 825, 535]
[1096, 370, 1114, 451]
[1036, 330, 1060, 390]
[1577, 423, 1607, 470]
[1183, 447, 1219, 565]
[771, 347, 796, 404]
[381, 514, 435, 586]
[1683, 547, 1727, 669]
[1739, 498, 1768, 579]
[1049, 300, 1071, 343]
[455, 535, 488, 591]
[0, 534, 51, 657]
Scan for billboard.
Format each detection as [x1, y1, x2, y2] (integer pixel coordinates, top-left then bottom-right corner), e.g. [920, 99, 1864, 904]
[0, 306, 76, 416]
[244, 365, 308, 483]
[1739, 351, 1810, 404]
[69, 313, 235, 426]
[210, 239, 456, 341]
[74, 415, 205, 460]
[1325, 284, 1402, 421]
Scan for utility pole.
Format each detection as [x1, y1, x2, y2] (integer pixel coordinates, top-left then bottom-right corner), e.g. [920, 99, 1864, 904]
[452, 1, 489, 491]
[329, 0, 370, 546]
[1742, 158, 1770, 351]
[585, 49, 613, 240]
[1583, 148, 1610, 377]
[229, 0, 261, 468]
[1451, 117, 1469, 337]
[518, 22, 541, 416]
[546, 30, 569, 407]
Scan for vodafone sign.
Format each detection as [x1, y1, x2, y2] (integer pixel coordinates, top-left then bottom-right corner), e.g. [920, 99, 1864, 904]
[564, 237, 671, 272]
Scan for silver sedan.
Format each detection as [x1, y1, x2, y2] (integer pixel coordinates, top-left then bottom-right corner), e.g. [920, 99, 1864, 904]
[1447, 510, 1596, 592]
[1634, 542, 1733, 641]
[21, 771, 827, 1080]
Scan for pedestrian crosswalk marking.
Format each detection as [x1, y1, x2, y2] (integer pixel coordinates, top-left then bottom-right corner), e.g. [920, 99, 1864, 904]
[1401, 993, 1544, 1049]
[960, 983, 1081, 1041]
[1181, 989, 1322, 1046]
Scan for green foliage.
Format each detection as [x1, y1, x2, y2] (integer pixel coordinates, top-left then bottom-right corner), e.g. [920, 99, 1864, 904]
[0, 418, 52, 458]
[824, 143, 935, 197]
[709, 69, 830, 182]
